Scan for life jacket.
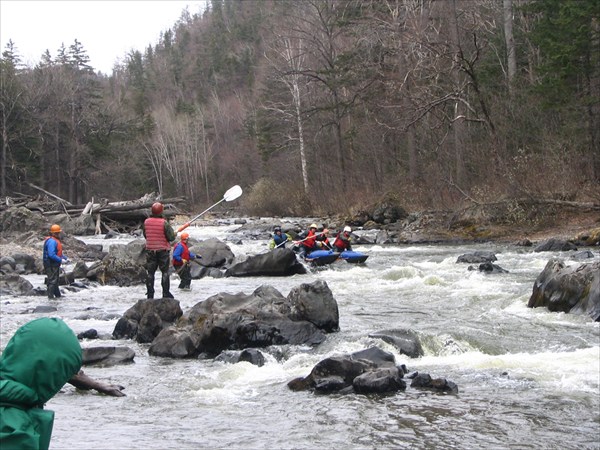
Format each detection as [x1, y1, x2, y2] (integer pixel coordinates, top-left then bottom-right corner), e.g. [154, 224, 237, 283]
[43, 236, 63, 263]
[144, 217, 171, 251]
[172, 242, 191, 267]
[273, 232, 288, 246]
[303, 230, 317, 249]
[333, 232, 350, 251]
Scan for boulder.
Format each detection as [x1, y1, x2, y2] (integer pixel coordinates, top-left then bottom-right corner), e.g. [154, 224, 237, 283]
[287, 346, 406, 394]
[371, 201, 408, 225]
[468, 262, 509, 273]
[148, 281, 338, 358]
[81, 346, 135, 366]
[226, 248, 306, 277]
[287, 280, 339, 332]
[190, 238, 235, 268]
[12, 253, 37, 274]
[0, 206, 47, 234]
[534, 239, 577, 252]
[112, 298, 183, 343]
[215, 349, 266, 367]
[527, 259, 600, 321]
[368, 329, 424, 358]
[410, 372, 459, 393]
[456, 251, 497, 264]
[0, 273, 35, 296]
[61, 214, 96, 236]
[86, 240, 146, 286]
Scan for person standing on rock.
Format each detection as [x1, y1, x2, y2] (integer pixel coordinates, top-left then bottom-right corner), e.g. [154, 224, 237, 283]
[143, 202, 176, 299]
[172, 232, 201, 291]
[42, 224, 68, 299]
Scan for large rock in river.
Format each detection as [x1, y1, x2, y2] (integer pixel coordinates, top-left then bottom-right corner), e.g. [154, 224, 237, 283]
[113, 298, 183, 343]
[287, 346, 407, 394]
[226, 248, 307, 277]
[527, 259, 599, 321]
[86, 240, 146, 286]
[148, 280, 339, 358]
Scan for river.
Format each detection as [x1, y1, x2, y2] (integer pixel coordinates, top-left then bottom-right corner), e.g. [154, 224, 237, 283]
[1, 221, 599, 449]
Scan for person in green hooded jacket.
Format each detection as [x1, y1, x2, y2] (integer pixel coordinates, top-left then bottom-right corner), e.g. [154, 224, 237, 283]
[0, 317, 82, 450]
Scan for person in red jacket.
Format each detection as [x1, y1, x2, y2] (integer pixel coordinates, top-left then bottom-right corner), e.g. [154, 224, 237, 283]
[296, 223, 319, 258]
[143, 202, 176, 299]
[333, 226, 353, 252]
[172, 232, 201, 290]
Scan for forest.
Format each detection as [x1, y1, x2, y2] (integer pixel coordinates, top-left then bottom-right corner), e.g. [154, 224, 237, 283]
[1, 0, 598, 218]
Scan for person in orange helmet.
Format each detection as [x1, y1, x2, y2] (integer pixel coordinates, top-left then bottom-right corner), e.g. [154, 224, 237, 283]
[42, 224, 68, 299]
[172, 232, 201, 291]
[142, 202, 176, 299]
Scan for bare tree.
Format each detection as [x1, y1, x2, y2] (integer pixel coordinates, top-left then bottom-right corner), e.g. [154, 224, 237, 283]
[263, 28, 310, 193]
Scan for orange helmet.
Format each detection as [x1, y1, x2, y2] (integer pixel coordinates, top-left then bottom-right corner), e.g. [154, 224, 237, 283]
[50, 224, 61, 233]
[181, 232, 190, 240]
[151, 202, 164, 215]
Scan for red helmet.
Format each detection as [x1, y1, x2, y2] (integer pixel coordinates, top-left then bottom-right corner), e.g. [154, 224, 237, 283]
[50, 224, 62, 233]
[181, 232, 190, 240]
[151, 202, 164, 215]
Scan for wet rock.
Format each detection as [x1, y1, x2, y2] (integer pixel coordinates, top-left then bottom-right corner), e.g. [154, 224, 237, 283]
[287, 346, 404, 394]
[149, 281, 337, 358]
[215, 349, 266, 367]
[369, 329, 424, 358]
[527, 259, 600, 321]
[410, 372, 459, 394]
[112, 297, 183, 343]
[78, 329, 99, 340]
[469, 262, 509, 274]
[0, 273, 35, 296]
[190, 238, 235, 268]
[534, 239, 577, 252]
[81, 346, 135, 366]
[456, 251, 497, 264]
[226, 248, 306, 277]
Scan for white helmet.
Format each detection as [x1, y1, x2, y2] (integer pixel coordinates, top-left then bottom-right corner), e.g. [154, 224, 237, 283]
[344, 226, 352, 233]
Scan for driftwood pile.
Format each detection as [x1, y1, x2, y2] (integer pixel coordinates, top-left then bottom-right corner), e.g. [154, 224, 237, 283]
[2, 184, 186, 234]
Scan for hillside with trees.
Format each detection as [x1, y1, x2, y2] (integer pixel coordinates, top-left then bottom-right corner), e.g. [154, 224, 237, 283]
[1, 0, 598, 220]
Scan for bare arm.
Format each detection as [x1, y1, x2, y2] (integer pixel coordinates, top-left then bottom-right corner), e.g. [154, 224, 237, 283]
[68, 370, 126, 397]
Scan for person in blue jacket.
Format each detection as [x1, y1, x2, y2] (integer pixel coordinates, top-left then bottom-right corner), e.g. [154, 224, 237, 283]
[42, 224, 68, 299]
[269, 226, 292, 249]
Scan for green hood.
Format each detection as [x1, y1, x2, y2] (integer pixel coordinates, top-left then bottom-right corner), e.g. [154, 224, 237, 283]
[0, 318, 82, 450]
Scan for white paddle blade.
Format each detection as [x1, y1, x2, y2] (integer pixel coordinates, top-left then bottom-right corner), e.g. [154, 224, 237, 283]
[224, 185, 243, 202]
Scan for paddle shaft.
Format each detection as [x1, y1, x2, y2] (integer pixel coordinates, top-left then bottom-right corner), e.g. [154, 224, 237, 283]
[177, 185, 242, 233]
[177, 198, 225, 232]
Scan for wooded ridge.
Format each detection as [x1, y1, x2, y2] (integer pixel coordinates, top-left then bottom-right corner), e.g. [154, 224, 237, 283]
[1, 0, 598, 219]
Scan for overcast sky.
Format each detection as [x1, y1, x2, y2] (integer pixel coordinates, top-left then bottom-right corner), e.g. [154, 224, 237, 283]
[0, 0, 207, 73]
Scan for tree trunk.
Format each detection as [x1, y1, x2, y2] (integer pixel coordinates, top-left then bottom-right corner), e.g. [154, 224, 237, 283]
[503, 0, 517, 96]
[448, 0, 466, 187]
